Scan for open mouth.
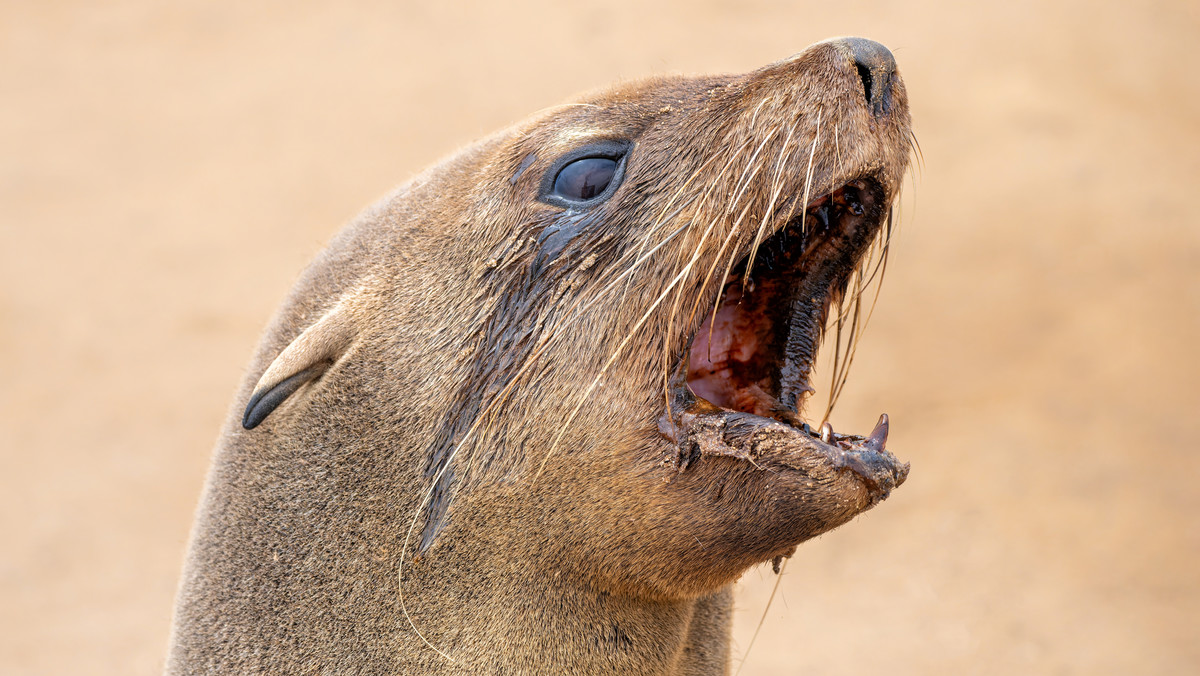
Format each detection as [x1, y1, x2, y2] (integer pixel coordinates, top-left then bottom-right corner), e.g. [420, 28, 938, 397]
[687, 178, 882, 426]
[664, 177, 908, 498]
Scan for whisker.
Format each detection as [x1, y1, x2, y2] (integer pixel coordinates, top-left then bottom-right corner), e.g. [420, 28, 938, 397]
[618, 140, 755, 313]
[908, 129, 926, 176]
[734, 557, 789, 676]
[723, 129, 781, 220]
[746, 107, 821, 285]
[823, 206, 894, 421]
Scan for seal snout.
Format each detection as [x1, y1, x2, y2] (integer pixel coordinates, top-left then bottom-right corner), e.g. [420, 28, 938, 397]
[838, 37, 896, 117]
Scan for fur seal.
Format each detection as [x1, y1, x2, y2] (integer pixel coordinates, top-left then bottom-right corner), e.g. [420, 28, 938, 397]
[168, 37, 913, 674]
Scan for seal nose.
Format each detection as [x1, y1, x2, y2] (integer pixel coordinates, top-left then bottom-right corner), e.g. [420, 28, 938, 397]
[841, 37, 896, 117]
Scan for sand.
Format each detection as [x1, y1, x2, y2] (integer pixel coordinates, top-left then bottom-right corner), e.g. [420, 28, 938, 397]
[2, 1, 1197, 673]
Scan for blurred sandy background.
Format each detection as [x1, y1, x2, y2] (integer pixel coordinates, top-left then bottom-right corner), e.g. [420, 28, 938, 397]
[2, 1, 1197, 674]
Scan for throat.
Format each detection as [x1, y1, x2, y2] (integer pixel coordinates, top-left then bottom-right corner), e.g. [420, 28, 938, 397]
[445, 566, 732, 673]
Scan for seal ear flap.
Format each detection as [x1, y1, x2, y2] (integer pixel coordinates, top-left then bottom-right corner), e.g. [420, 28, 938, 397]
[242, 303, 357, 430]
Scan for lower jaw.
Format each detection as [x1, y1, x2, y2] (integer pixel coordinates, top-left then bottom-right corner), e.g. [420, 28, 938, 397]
[659, 361, 907, 501]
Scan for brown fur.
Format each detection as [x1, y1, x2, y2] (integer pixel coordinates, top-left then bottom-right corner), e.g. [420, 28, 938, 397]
[168, 37, 912, 674]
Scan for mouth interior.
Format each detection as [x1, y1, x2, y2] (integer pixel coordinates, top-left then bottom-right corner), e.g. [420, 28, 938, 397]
[686, 178, 882, 428]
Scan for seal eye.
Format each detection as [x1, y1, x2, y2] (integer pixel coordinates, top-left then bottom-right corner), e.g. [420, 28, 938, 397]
[538, 140, 630, 208]
[552, 157, 617, 202]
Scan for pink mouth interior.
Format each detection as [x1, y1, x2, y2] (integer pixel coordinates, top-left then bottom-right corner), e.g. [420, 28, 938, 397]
[687, 282, 789, 418]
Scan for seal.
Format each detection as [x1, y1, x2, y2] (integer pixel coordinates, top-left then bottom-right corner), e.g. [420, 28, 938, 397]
[167, 36, 913, 675]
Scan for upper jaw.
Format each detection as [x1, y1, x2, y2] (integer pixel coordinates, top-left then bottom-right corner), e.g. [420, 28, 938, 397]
[658, 174, 908, 501]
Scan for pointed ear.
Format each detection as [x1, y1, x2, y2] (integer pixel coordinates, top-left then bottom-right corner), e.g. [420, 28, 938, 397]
[242, 302, 358, 430]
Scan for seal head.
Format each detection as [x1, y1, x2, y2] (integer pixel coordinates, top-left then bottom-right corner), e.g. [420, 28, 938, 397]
[169, 37, 914, 674]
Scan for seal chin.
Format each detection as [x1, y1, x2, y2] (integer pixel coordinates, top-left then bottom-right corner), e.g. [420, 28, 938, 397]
[663, 175, 909, 499]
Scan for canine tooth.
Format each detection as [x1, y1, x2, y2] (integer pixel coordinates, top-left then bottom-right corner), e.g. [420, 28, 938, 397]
[865, 413, 889, 451]
[820, 422, 833, 444]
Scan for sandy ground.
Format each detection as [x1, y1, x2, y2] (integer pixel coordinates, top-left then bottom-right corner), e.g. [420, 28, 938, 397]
[2, 1, 1198, 674]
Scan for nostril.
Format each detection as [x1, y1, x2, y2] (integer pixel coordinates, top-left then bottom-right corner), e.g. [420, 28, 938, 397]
[856, 61, 873, 106]
[840, 37, 896, 117]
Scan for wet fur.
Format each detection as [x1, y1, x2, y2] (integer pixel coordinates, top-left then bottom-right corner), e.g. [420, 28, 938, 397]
[168, 39, 912, 674]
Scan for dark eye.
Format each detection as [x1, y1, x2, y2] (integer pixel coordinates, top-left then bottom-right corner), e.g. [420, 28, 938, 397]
[552, 157, 618, 202]
[538, 140, 630, 209]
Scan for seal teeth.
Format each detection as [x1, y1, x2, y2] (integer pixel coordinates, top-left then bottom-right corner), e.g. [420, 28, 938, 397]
[820, 421, 834, 444]
[865, 413, 889, 451]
